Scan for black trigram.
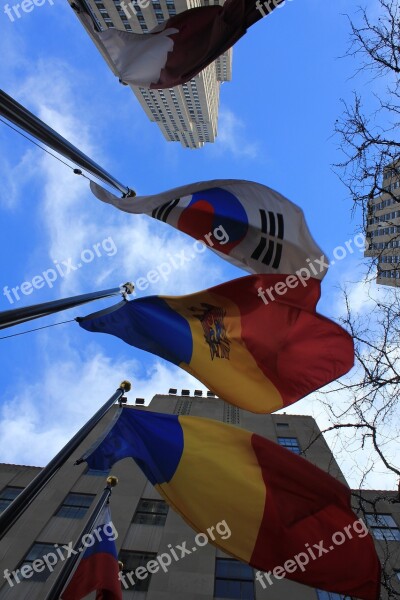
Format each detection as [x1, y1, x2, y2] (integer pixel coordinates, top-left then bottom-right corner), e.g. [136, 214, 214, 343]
[251, 209, 284, 269]
[152, 198, 180, 222]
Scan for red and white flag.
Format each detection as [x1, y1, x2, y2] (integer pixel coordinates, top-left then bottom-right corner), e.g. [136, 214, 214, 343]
[90, 179, 329, 279]
[83, 0, 283, 89]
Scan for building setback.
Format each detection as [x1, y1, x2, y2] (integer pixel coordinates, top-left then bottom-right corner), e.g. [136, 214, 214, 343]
[365, 165, 400, 286]
[72, 0, 232, 149]
[0, 391, 399, 599]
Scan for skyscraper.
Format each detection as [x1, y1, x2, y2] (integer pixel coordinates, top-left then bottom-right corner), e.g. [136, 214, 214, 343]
[365, 164, 400, 286]
[0, 390, 398, 599]
[71, 0, 232, 148]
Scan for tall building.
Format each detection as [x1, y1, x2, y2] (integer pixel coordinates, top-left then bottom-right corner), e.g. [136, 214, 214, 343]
[0, 390, 399, 599]
[365, 164, 400, 286]
[71, 0, 232, 149]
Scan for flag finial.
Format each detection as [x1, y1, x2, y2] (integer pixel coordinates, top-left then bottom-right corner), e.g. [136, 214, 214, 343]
[120, 282, 135, 299]
[119, 380, 132, 392]
[107, 475, 119, 488]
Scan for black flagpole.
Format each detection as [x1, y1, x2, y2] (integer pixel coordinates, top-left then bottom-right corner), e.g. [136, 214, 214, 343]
[0, 381, 131, 539]
[0, 282, 134, 330]
[44, 475, 119, 600]
[0, 89, 135, 197]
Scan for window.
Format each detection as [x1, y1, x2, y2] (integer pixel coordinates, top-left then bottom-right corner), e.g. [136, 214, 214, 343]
[224, 405, 240, 425]
[133, 498, 169, 525]
[214, 558, 254, 599]
[85, 467, 110, 477]
[365, 514, 400, 540]
[276, 422, 289, 428]
[174, 399, 192, 415]
[118, 550, 157, 591]
[0, 486, 23, 513]
[55, 493, 94, 519]
[277, 437, 301, 454]
[316, 591, 351, 599]
[17, 543, 62, 582]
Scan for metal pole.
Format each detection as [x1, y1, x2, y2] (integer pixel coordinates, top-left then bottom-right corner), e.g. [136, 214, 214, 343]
[44, 475, 119, 600]
[0, 381, 131, 539]
[0, 283, 134, 330]
[0, 89, 134, 197]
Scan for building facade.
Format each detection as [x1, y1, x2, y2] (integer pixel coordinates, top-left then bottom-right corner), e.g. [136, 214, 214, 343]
[0, 390, 399, 599]
[365, 165, 400, 286]
[72, 0, 232, 148]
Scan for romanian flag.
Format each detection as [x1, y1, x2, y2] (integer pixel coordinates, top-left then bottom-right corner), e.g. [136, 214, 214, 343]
[79, 0, 282, 89]
[90, 179, 329, 279]
[80, 407, 380, 600]
[61, 506, 121, 600]
[78, 275, 353, 414]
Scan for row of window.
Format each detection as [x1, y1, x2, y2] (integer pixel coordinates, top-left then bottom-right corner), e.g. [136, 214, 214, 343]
[372, 196, 400, 211]
[4, 486, 400, 541]
[369, 239, 400, 250]
[3, 486, 400, 596]
[380, 255, 400, 263]
[368, 210, 400, 225]
[101, 2, 177, 30]
[3, 540, 370, 599]
[370, 226, 400, 237]
[382, 180, 400, 192]
[378, 270, 400, 279]
[10, 539, 400, 599]
[0, 488, 168, 524]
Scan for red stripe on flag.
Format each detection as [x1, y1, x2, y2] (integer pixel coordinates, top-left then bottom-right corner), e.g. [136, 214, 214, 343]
[250, 434, 380, 600]
[62, 552, 121, 600]
[217, 275, 354, 406]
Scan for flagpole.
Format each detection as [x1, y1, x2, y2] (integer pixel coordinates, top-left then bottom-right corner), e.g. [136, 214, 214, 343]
[0, 381, 131, 539]
[44, 475, 119, 600]
[0, 89, 135, 197]
[0, 282, 134, 330]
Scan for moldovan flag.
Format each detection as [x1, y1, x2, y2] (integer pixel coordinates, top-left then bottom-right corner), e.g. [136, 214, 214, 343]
[81, 0, 282, 89]
[79, 407, 380, 600]
[90, 179, 329, 279]
[78, 275, 353, 413]
[61, 506, 121, 600]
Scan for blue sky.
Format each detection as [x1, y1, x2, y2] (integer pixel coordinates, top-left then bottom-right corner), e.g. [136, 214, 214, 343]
[1, 0, 396, 487]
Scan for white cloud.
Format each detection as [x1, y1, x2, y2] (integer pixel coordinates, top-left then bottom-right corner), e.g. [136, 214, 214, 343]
[0, 341, 205, 467]
[214, 108, 260, 159]
[335, 277, 385, 317]
[0, 150, 36, 210]
[327, 257, 389, 319]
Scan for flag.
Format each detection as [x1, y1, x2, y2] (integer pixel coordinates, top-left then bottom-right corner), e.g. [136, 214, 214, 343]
[82, 0, 282, 89]
[78, 275, 353, 413]
[80, 407, 380, 600]
[61, 506, 121, 600]
[90, 179, 329, 278]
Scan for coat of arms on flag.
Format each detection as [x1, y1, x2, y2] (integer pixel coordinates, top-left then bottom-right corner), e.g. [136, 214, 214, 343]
[190, 303, 231, 360]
